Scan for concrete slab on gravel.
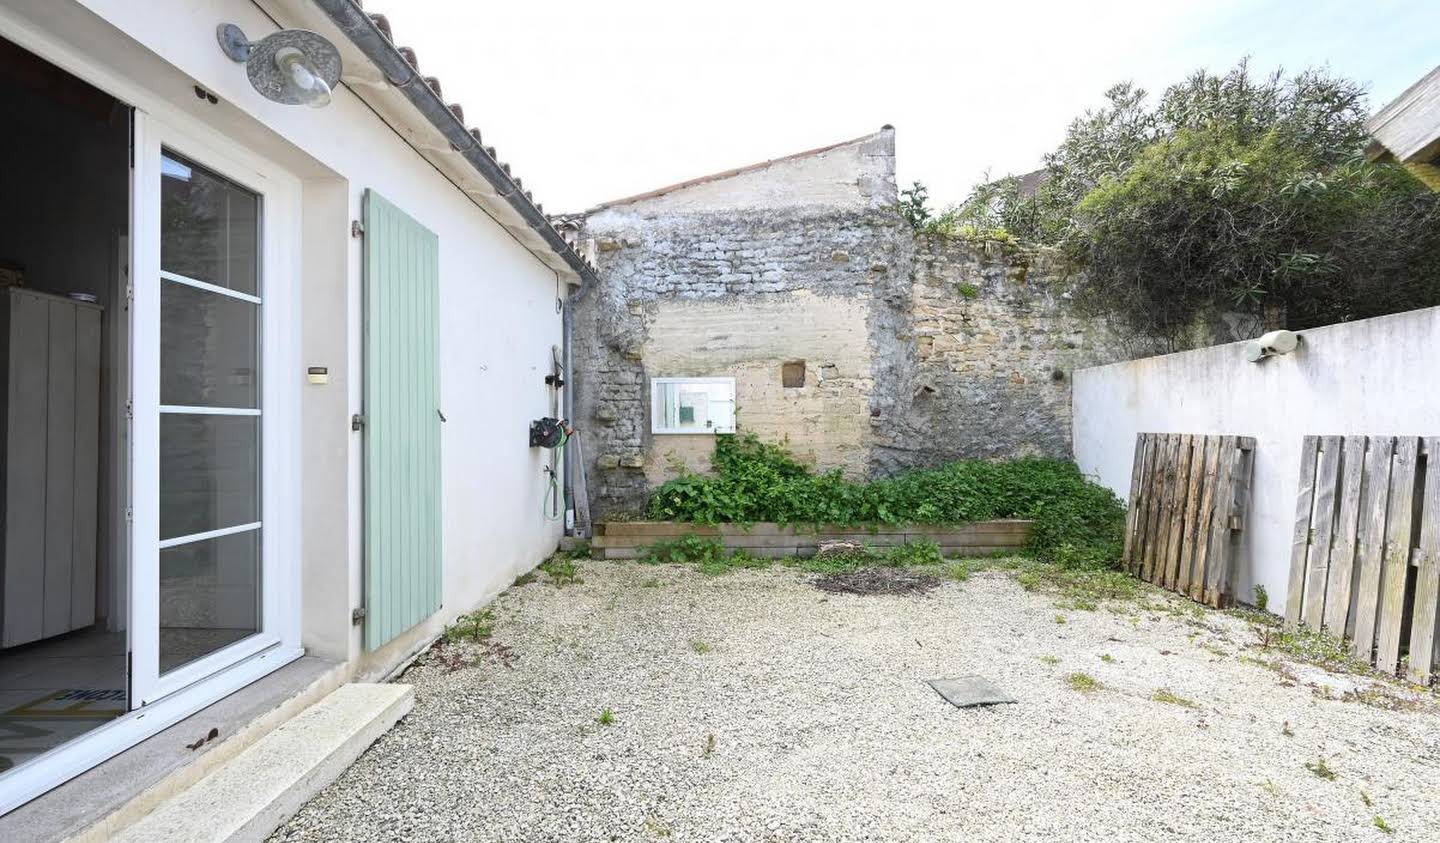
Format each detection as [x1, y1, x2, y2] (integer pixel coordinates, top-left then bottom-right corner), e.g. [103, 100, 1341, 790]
[927, 675, 1016, 707]
[114, 683, 411, 843]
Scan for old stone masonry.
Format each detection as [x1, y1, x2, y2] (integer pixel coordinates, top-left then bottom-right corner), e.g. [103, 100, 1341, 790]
[567, 127, 1150, 518]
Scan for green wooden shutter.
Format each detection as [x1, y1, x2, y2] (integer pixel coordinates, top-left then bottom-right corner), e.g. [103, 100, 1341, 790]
[362, 189, 442, 650]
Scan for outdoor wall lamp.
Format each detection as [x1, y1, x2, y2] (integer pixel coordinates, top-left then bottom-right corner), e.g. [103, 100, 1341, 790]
[217, 24, 341, 108]
[1244, 329, 1301, 363]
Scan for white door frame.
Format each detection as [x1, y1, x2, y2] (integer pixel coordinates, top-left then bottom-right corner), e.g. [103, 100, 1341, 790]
[128, 111, 303, 707]
[0, 7, 304, 815]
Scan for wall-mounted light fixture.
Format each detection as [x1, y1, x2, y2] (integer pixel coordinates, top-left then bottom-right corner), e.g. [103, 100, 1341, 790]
[217, 24, 341, 108]
[1244, 329, 1301, 363]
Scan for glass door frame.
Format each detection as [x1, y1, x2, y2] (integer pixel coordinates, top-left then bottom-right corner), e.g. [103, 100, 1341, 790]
[129, 111, 303, 708]
[0, 11, 304, 812]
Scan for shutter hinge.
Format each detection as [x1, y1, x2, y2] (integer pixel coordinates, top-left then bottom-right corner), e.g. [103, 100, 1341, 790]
[125, 398, 133, 419]
[125, 506, 133, 523]
[351, 607, 367, 625]
[351, 413, 365, 431]
[351, 220, 364, 238]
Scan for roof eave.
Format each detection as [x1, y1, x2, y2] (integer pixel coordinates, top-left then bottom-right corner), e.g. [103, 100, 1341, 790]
[305, 0, 598, 286]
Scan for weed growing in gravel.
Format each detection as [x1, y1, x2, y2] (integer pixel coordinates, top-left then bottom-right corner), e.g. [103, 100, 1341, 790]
[1253, 584, 1269, 612]
[1013, 562, 1145, 610]
[1100, 653, 1114, 663]
[946, 561, 971, 582]
[1066, 672, 1102, 692]
[1039, 655, 1060, 665]
[1151, 688, 1197, 708]
[1281, 721, 1294, 737]
[1360, 790, 1373, 807]
[443, 609, 494, 643]
[1304, 758, 1337, 780]
[1198, 641, 1229, 659]
[1253, 624, 1372, 675]
[512, 571, 537, 587]
[1054, 614, 1068, 624]
[1239, 654, 1299, 684]
[701, 733, 716, 758]
[644, 817, 673, 838]
[1340, 684, 1430, 712]
[1373, 815, 1394, 834]
[598, 708, 616, 726]
[689, 639, 711, 654]
[643, 535, 726, 566]
[640, 578, 662, 588]
[641, 536, 773, 576]
[539, 554, 581, 587]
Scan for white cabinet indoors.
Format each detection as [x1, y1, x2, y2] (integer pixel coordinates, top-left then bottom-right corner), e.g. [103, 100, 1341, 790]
[1, 287, 103, 647]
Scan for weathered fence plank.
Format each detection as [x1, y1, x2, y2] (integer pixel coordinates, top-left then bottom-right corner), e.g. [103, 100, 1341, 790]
[1375, 436, 1419, 674]
[1176, 435, 1208, 596]
[1202, 435, 1241, 608]
[1321, 436, 1366, 635]
[1122, 434, 1148, 570]
[1407, 436, 1440, 685]
[1302, 436, 1343, 629]
[1285, 436, 1321, 627]
[1141, 434, 1169, 582]
[1188, 435, 1223, 603]
[1350, 437, 1395, 660]
[1163, 435, 1195, 590]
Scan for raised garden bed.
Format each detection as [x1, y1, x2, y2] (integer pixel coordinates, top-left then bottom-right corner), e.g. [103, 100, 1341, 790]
[591, 520, 1032, 560]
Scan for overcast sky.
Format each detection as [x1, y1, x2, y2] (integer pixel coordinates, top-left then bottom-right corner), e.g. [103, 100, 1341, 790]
[372, 0, 1435, 214]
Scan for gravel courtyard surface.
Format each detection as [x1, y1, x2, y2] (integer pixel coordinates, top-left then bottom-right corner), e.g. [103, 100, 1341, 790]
[272, 561, 1440, 842]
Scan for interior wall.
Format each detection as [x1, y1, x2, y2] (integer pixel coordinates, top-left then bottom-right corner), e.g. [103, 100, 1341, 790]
[1072, 306, 1440, 609]
[0, 53, 127, 629]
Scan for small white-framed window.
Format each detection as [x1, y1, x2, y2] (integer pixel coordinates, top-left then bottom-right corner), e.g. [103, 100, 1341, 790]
[651, 377, 736, 434]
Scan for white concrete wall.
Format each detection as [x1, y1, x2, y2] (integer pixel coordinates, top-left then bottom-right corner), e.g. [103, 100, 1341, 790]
[1073, 306, 1440, 608]
[11, 0, 565, 675]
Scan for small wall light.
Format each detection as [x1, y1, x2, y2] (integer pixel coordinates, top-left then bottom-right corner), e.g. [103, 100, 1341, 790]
[307, 366, 330, 385]
[217, 24, 341, 108]
[1243, 329, 1301, 363]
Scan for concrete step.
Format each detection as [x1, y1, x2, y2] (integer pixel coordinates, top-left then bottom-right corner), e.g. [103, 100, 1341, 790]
[108, 683, 412, 843]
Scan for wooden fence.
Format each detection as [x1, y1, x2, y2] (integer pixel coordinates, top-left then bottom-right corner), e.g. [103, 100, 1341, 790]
[1122, 433, 1256, 608]
[591, 521, 1032, 560]
[1284, 435, 1440, 684]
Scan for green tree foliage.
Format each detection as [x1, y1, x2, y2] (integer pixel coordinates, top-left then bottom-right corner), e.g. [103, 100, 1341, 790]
[930, 61, 1440, 339]
[645, 433, 1126, 568]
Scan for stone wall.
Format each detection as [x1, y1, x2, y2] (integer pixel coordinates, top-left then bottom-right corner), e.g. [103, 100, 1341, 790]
[571, 128, 1150, 518]
[873, 237, 1155, 474]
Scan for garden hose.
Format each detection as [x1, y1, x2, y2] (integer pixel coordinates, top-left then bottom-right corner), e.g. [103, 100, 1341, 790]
[542, 435, 571, 521]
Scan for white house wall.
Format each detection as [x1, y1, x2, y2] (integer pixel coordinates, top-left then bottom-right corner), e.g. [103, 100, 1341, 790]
[1072, 306, 1440, 609]
[11, 0, 564, 675]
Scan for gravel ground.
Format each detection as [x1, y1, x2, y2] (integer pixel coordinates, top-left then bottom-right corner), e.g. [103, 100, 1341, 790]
[272, 561, 1440, 842]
